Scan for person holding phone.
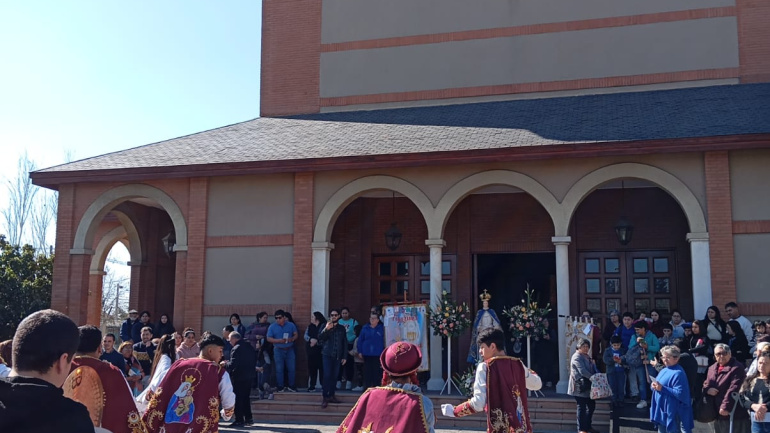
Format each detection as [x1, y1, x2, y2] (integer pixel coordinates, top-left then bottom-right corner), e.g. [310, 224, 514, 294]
[650, 345, 694, 433]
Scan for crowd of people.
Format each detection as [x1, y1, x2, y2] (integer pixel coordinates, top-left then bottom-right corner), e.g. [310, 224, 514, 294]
[569, 301, 770, 433]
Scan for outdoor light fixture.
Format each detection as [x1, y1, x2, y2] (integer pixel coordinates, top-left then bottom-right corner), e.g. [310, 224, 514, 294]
[384, 191, 402, 251]
[614, 181, 634, 245]
[161, 232, 176, 257]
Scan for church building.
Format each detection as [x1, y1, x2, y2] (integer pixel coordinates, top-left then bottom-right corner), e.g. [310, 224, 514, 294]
[32, 0, 770, 391]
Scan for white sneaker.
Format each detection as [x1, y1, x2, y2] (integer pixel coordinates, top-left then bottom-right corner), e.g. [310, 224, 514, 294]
[336, 381, 342, 389]
[346, 381, 353, 390]
[636, 400, 648, 409]
[351, 386, 363, 392]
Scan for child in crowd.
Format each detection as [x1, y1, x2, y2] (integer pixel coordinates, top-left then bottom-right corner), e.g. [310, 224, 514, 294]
[614, 312, 636, 349]
[754, 320, 767, 342]
[349, 324, 365, 392]
[255, 338, 273, 400]
[659, 323, 676, 347]
[603, 335, 627, 408]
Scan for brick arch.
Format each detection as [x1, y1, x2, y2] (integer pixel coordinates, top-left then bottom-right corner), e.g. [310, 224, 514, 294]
[314, 175, 435, 243]
[72, 184, 188, 253]
[89, 212, 142, 272]
[560, 163, 707, 236]
[432, 170, 563, 239]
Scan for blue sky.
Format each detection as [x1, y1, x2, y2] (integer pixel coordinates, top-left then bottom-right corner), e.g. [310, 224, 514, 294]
[1, 0, 262, 192]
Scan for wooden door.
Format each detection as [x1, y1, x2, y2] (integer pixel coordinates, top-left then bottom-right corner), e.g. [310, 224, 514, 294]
[578, 250, 677, 321]
[373, 255, 457, 305]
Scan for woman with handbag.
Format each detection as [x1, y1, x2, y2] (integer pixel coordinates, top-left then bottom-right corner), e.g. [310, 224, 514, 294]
[569, 338, 598, 433]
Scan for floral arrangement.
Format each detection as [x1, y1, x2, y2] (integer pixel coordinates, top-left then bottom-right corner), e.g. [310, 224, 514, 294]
[428, 290, 472, 338]
[503, 286, 552, 340]
[452, 364, 476, 397]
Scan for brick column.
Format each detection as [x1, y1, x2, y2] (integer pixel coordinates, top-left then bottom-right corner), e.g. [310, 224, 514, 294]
[293, 173, 314, 387]
[705, 151, 736, 310]
[87, 271, 106, 325]
[182, 178, 208, 333]
[736, 0, 770, 83]
[172, 251, 188, 332]
[51, 184, 76, 316]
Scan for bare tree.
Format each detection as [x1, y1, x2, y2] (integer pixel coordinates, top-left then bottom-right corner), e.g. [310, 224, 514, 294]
[2, 153, 38, 246]
[30, 190, 56, 255]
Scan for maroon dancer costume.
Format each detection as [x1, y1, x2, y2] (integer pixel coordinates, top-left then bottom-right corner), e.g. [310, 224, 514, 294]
[454, 356, 534, 433]
[337, 342, 433, 433]
[65, 355, 147, 433]
[143, 357, 232, 433]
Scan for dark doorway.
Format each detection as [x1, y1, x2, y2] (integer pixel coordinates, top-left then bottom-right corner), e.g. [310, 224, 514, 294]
[475, 253, 556, 361]
[475, 253, 556, 315]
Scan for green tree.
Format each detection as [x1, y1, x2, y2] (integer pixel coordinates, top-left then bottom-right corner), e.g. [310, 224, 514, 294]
[0, 235, 53, 340]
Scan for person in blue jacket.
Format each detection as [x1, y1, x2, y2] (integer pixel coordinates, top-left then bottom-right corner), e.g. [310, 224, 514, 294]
[650, 345, 694, 433]
[357, 312, 385, 390]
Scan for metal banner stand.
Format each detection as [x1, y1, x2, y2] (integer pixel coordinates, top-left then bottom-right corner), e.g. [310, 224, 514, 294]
[440, 338, 461, 395]
[527, 335, 545, 398]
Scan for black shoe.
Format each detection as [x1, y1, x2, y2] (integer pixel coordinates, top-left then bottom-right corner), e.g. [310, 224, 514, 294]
[244, 420, 254, 426]
[307, 387, 316, 392]
[321, 398, 329, 409]
[276, 387, 284, 393]
[287, 386, 298, 392]
[229, 421, 245, 427]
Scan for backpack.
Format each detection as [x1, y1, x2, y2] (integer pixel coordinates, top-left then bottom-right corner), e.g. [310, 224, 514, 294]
[624, 343, 644, 367]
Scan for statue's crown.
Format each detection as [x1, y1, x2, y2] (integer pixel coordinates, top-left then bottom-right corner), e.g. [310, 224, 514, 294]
[480, 289, 492, 302]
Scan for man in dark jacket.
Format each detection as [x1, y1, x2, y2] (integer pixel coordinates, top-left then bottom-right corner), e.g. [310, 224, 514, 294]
[120, 309, 139, 343]
[318, 308, 348, 408]
[703, 343, 748, 433]
[0, 309, 94, 433]
[224, 331, 256, 427]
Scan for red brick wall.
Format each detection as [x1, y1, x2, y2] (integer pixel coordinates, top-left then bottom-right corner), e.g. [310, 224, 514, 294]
[737, 0, 770, 83]
[292, 172, 314, 376]
[704, 151, 737, 311]
[260, 0, 321, 116]
[181, 178, 209, 333]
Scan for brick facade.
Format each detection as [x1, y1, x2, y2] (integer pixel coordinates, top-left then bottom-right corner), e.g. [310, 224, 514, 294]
[704, 151, 737, 311]
[737, 0, 770, 83]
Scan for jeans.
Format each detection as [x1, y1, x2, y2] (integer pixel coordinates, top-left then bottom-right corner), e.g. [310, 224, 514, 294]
[575, 396, 596, 432]
[608, 370, 626, 403]
[752, 421, 770, 433]
[363, 356, 383, 389]
[323, 355, 342, 399]
[273, 347, 295, 388]
[656, 414, 689, 433]
[307, 349, 322, 389]
[631, 364, 653, 400]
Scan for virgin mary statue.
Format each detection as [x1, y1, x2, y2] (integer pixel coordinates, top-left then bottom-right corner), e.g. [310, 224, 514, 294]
[467, 290, 502, 363]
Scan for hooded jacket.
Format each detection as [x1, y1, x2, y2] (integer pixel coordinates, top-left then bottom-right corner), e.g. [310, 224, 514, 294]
[0, 375, 94, 433]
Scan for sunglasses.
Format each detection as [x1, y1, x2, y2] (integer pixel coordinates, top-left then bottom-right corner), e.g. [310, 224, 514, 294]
[275, 316, 284, 319]
[329, 313, 339, 317]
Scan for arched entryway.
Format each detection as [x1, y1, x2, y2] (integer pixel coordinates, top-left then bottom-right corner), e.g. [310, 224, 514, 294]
[69, 184, 187, 330]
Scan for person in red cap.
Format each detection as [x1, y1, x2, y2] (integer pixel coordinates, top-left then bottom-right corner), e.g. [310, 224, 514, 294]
[441, 328, 542, 433]
[337, 341, 435, 433]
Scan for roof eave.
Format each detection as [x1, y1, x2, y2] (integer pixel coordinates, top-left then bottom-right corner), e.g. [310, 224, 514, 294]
[30, 133, 770, 188]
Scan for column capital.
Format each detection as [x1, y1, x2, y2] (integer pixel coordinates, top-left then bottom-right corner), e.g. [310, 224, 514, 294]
[311, 241, 335, 250]
[89, 270, 107, 276]
[686, 232, 709, 242]
[425, 239, 446, 248]
[173, 244, 188, 252]
[69, 248, 94, 255]
[551, 236, 572, 245]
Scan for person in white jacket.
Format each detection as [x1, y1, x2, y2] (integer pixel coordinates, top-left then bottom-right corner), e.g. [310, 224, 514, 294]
[136, 333, 177, 410]
[441, 328, 541, 432]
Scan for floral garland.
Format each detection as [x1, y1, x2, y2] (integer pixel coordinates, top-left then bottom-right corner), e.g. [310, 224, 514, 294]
[428, 290, 472, 338]
[503, 286, 552, 340]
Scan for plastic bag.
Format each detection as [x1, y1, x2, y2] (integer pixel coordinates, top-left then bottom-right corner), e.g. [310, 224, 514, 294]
[590, 373, 612, 400]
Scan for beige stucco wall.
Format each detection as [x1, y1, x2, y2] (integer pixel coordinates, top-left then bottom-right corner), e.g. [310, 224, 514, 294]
[201, 316, 231, 335]
[730, 149, 770, 221]
[207, 174, 294, 236]
[734, 234, 770, 303]
[313, 153, 706, 232]
[203, 246, 293, 305]
[321, 0, 735, 44]
[320, 18, 739, 98]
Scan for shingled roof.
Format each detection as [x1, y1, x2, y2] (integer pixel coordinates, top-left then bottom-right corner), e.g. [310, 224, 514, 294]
[35, 83, 770, 176]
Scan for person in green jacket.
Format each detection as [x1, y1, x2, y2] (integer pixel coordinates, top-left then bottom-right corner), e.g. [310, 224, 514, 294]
[629, 320, 660, 409]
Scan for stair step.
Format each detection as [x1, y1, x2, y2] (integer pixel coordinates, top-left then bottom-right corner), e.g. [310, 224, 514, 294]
[250, 394, 613, 431]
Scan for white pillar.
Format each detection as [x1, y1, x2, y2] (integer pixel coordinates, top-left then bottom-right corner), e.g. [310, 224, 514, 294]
[552, 236, 572, 394]
[311, 242, 334, 315]
[687, 233, 712, 318]
[426, 239, 446, 391]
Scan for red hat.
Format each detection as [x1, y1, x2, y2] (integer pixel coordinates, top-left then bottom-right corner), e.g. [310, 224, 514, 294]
[380, 342, 422, 377]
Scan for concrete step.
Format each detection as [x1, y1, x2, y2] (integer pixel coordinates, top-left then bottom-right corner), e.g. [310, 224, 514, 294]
[250, 391, 612, 432]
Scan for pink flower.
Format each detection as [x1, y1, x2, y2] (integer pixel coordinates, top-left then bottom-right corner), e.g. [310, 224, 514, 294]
[450, 323, 454, 328]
